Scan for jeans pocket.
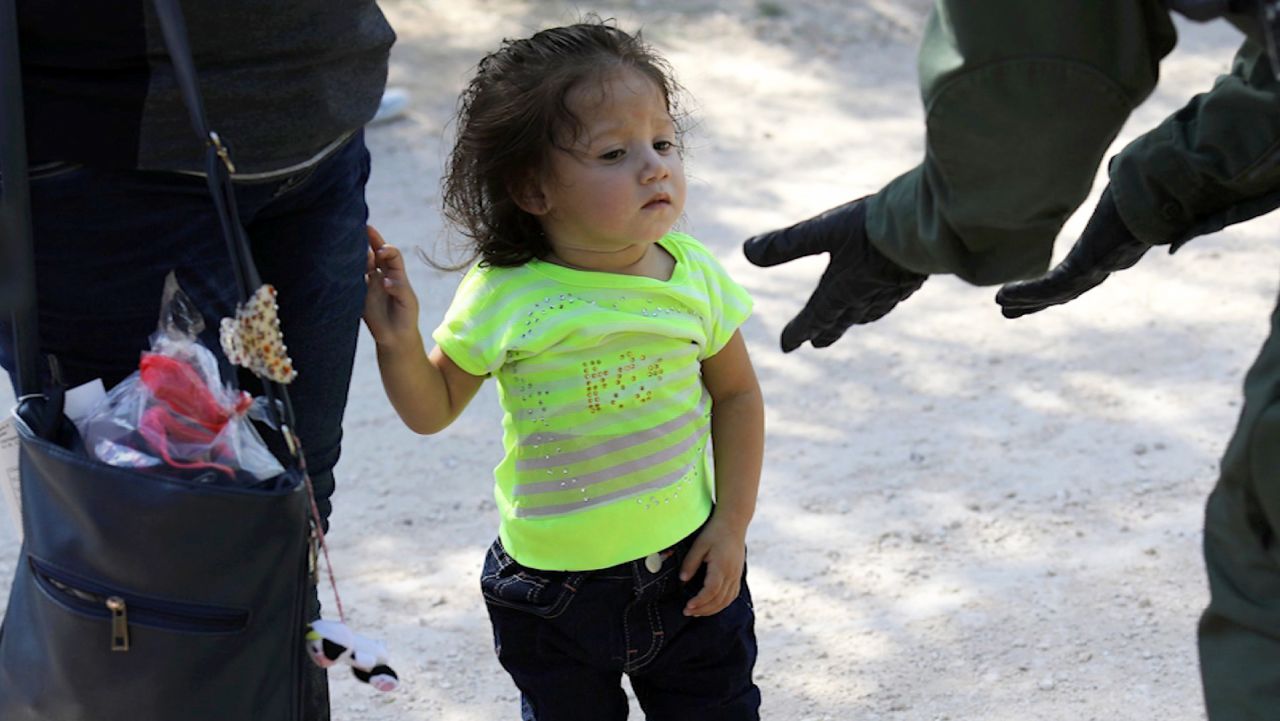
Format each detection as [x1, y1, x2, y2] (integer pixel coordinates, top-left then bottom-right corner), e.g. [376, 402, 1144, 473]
[479, 540, 583, 619]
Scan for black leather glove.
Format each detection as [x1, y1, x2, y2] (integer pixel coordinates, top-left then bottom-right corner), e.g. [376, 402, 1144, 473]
[743, 197, 927, 352]
[995, 186, 1151, 319]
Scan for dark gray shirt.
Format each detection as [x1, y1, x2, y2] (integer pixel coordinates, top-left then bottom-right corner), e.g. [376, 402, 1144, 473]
[18, 0, 395, 175]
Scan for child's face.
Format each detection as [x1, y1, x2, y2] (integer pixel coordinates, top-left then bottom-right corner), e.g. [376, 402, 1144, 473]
[530, 68, 686, 270]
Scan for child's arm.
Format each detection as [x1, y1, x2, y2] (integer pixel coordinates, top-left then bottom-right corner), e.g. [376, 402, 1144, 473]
[679, 330, 764, 617]
[363, 226, 484, 434]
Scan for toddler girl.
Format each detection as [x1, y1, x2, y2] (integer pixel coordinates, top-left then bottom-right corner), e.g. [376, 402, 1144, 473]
[363, 20, 763, 721]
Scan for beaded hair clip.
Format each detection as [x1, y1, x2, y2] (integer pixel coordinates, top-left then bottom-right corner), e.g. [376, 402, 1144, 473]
[219, 284, 297, 384]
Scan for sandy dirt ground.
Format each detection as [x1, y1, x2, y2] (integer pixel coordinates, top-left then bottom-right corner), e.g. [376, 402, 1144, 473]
[4, 2, 1280, 720]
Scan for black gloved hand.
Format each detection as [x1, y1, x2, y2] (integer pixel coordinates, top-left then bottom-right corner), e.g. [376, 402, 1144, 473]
[743, 197, 927, 352]
[995, 186, 1151, 319]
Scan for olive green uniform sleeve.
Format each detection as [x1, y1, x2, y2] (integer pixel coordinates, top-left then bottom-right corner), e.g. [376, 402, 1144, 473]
[863, 0, 1176, 285]
[1109, 39, 1280, 246]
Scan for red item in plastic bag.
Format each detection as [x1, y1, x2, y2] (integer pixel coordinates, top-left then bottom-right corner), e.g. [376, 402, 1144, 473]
[136, 352, 254, 479]
[75, 272, 286, 484]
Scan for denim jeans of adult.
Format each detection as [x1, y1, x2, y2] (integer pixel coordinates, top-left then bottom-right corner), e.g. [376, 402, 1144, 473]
[0, 131, 372, 721]
[481, 529, 761, 721]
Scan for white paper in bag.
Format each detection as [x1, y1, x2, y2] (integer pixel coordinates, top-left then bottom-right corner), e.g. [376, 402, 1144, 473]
[0, 415, 21, 542]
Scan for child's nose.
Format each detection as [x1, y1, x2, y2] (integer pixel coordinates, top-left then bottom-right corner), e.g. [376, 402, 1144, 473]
[641, 151, 671, 183]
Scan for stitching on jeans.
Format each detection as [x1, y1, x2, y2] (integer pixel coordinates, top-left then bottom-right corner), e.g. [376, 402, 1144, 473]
[480, 547, 502, 586]
[482, 573, 578, 618]
[541, 574, 582, 619]
[483, 542, 579, 614]
[481, 544, 510, 583]
[622, 595, 635, 671]
[636, 561, 675, 593]
[518, 573, 548, 602]
[487, 570, 547, 603]
[628, 579, 666, 672]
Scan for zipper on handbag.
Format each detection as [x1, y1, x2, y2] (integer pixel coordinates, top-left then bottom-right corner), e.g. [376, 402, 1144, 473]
[105, 596, 130, 651]
[31, 558, 249, 651]
[43, 574, 134, 652]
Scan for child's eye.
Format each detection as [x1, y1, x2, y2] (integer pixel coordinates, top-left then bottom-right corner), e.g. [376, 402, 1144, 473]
[599, 149, 625, 161]
[654, 140, 675, 153]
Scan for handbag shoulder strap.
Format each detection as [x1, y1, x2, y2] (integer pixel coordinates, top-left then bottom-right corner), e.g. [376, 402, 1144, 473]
[150, 0, 261, 298]
[0, 0, 42, 397]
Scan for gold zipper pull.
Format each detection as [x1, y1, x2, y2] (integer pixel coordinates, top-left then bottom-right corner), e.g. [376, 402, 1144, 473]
[105, 596, 129, 651]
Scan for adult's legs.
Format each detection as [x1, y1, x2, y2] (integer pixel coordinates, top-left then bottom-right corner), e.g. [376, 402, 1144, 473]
[1199, 291, 1280, 721]
[241, 132, 370, 719]
[239, 131, 371, 721]
[239, 132, 372, 528]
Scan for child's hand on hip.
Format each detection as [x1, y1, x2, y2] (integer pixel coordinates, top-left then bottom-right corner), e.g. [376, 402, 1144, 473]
[363, 225, 421, 350]
[679, 513, 747, 617]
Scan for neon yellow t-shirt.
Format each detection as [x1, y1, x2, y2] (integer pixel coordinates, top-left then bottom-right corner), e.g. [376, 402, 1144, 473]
[432, 232, 753, 570]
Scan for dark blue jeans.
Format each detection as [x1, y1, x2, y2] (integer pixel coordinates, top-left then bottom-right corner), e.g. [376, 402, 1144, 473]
[481, 530, 761, 721]
[0, 132, 372, 721]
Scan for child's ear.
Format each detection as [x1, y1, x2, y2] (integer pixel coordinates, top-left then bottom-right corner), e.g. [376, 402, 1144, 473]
[510, 175, 550, 216]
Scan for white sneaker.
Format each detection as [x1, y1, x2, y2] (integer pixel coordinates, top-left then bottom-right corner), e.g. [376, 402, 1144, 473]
[370, 87, 410, 125]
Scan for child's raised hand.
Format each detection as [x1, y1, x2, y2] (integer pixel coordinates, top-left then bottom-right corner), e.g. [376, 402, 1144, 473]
[363, 225, 421, 350]
[679, 513, 748, 617]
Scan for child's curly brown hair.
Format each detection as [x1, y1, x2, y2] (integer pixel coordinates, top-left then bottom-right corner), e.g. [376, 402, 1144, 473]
[441, 18, 684, 268]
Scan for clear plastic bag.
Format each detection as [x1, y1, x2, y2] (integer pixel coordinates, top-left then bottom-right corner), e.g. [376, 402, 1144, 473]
[76, 274, 285, 485]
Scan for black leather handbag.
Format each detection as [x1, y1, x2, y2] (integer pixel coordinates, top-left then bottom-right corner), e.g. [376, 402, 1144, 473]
[0, 1, 314, 718]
